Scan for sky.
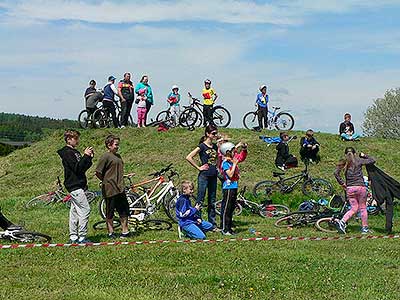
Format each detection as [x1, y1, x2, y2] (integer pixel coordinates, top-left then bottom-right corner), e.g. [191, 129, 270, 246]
[1, 0, 400, 133]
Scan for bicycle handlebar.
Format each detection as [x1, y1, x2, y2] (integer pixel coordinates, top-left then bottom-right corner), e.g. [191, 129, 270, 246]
[148, 163, 174, 177]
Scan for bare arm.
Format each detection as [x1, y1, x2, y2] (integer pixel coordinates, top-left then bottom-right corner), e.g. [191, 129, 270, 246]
[186, 147, 201, 171]
[225, 161, 238, 178]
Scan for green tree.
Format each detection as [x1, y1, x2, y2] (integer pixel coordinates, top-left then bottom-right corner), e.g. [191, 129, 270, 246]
[363, 88, 400, 138]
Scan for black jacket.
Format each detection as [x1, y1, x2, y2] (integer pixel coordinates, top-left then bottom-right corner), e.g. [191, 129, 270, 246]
[339, 121, 355, 134]
[57, 146, 92, 192]
[366, 164, 400, 205]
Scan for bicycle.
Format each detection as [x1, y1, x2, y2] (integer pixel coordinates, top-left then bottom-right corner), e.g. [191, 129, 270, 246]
[93, 218, 172, 232]
[215, 186, 290, 218]
[155, 106, 181, 128]
[253, 162, 334, 201]
[0, 208, 52, 243]
[178, 92, 231, 128]
[92, 101, 136, 128]
[25, 177, 100, 209]
[98, 164, 180, 223]
[243, 105, 294, 131]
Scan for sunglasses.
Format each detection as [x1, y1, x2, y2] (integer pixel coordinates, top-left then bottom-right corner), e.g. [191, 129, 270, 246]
[210, 131, 218, 136]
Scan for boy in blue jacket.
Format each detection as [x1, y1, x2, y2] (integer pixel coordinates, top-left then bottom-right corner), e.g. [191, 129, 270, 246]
[176, 180, 213, 239]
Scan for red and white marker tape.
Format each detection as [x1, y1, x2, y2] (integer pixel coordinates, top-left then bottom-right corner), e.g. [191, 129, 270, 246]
[0, 234, 398, 250]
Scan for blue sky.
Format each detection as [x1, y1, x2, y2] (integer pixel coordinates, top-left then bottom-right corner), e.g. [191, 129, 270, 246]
[1, 0, 400, 133]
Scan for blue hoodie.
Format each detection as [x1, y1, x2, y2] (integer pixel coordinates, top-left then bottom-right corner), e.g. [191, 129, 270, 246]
[256, 93, 269, 108]
[175, 194, 199, 228]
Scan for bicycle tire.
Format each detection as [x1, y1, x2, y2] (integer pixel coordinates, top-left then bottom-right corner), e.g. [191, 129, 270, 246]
[143, 219, 172, 231]
[12, 231, 52, 243]
[99, 192, 142, 219]
[274, 211, 318, 228]
[163, 191, 179, 223]
[274, 112, 295, 131]
[92, 219, 121, 230]
[179, 107, 200, 127]
[25, 193, 57, 209]
[315, 217, 338, 233]
[253, 180, 281, 200]
[259, 204, 290, 218]
[78, 109, 92, 129]
[65, 190, 98, 208]
[117, 111, 136, 127]
[212, 106, 231, 128]
[242, 111, 258, 130]
[302, 178, 333, 198]
[215, 200, 243, 216]
[93, 108, 110, 129]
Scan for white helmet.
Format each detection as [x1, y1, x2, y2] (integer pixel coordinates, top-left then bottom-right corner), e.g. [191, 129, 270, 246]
[172, 85, 179, 90]
[259, 84, 267, 91]
[220, 142, 235, 155]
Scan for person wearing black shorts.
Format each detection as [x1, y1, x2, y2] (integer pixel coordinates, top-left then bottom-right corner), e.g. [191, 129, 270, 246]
[96, 135, 131, 239]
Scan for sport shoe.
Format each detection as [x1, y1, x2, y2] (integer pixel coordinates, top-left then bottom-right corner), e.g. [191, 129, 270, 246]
[120, 232, 130, 239]
[68, 239, 78, 244]
[335, 220, 346, 234]
[108, 233, 117, 240]
[78, 238, 92, 244]
[212, 227, 221, 233]
[361, 227, 370, 234]
[221, 231, 232, 236]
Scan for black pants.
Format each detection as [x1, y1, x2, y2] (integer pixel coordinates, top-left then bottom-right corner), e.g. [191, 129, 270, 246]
[203, 104, 214, 126]
[103, 100, 119, 128]
[145, 101, 152, 125]
[220, 188, 238, 233]
[120, 100, 133, 126]
[0, 211, 12, 230]
[300, 147, 320, 162]
[257, 105, 268, 129]
[386, 197, 394, 233]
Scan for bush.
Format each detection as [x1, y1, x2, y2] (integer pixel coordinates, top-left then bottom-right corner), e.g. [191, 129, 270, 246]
[363, 88, 400, 139]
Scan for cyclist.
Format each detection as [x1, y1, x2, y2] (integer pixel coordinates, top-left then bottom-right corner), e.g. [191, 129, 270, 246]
[57, 130, 94, 244]
[84, 79, 103, 116]
[256, 85, 269, 129]
[135, 75, 154, 125]
[167, 85, 181, 123]
[202, 79, 218, 126]
[103, 76, 120, 128]
[118, 72, 135, 128]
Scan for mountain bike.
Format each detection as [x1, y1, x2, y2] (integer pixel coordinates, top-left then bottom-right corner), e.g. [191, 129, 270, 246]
[155, 106, 181, 128]
[93, 218, 172, 232]
[179, 92, 231, 128]
[215, 186, 290, 218]
[25, 177, 100, 209]
[98, 164, 179, 223]
[92, 101, 136, 128]
[243, 105, 294, 131]
[0, 208, 52, 243]
[253, 163, 333, 201]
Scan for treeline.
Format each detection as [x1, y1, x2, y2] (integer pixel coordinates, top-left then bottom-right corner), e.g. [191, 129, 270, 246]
[0, 112, 78, 142]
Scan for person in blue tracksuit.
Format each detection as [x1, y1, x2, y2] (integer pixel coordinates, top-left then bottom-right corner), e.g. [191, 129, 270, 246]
[175, 180, 213, 239]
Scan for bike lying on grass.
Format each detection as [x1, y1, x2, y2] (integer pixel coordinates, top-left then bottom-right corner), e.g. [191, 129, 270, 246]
[93, 218, 172, 232]
[215, 186, 290, 218]
[0, 208, 52, 243]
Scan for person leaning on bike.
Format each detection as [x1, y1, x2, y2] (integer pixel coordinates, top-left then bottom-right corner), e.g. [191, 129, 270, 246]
[118, 72, 135, 128]
[84, 79, 103, 116]
[202, 79, 218, 126]
[103, 75, 120, 128]
[256, 85, 269, 129]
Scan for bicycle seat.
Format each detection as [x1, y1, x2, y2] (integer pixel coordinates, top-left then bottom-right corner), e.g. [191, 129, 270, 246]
[271, 106, 281, 110]
[272, 171, 285, 177]
[7, 224, 23, 231]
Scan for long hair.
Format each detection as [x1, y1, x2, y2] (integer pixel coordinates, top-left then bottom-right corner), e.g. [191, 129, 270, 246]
[140, 75, 148, 83]
[344, 147, 356, 171]
[199, 124, 218, 144]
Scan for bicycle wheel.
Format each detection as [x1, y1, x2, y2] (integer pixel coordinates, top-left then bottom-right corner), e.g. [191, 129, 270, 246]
[315, 217, 338, 233]
[215, 200, 243, 216]
[128, 195, 147, 220]
[163, 191, 179, 223]
[253, 180, 281, 200]
[93, 109, 110, 128]
[259, 204, 290, 218]
[302, 178, 333, 198]
[92, 219, 121, 230]
[12, 231, 52, 243]
[78, 110, 92, 129]
[212, 106, 231, 128]
[274, 211, 317, 228]
[117, 111, 136, 127]
[274, 112, 295, 131]
[243, 111, 258, 130]
[143, 219, 172, 231]
[25, 193, 57, 209]
[179, 108, 200, 127]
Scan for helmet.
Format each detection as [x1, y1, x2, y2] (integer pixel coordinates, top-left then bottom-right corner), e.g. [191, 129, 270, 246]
[259, 84, 267, 91]
[108, 75, 116, 81]
[204, 79, 212, 84]
[171, 85, 179, 90]
[220, 142, 235, 155]
[298, 201, 315, 211]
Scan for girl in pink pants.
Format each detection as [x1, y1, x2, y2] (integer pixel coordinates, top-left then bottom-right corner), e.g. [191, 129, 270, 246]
[136, 88, 147, 128]
[334, 147, 375, 234]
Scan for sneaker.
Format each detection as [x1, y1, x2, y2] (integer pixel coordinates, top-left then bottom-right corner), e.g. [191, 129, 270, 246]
[120, 125, 126, 129]
[120, 232, 130, 239]
[335, 220, 346, 234]
[212, 227, 221, 233]
[78, 238, 92, 244]
[221, 231, 232, 236]
[108, 233, 117, 240]
[229, 230, 237, 236]
[277, 166, 285, 172]
[361, 227, 370, 234]
[68, 239, 78, 244]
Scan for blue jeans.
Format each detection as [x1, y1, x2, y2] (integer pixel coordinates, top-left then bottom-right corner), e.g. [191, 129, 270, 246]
[182, 221, 214, 239]
[341, 133, 360, 140]
[196, 174, 217, 227]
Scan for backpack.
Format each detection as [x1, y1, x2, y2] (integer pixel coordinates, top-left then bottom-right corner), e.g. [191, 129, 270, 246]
[298, 201, 316, 211]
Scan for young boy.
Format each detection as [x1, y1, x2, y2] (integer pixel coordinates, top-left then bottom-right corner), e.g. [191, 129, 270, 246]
[256, 84, 269, 129]
[299, 129, 320, 163]
[167, 85, 181, 124]
[219, 141, 247, 235]
[95, 135, 130, 239]
[275, 132, 298, 171]
[57, 130, 94, 244]
[339, 113, 360, 141]
[175, 180, 213, 239]
[202, 79, 218, 126]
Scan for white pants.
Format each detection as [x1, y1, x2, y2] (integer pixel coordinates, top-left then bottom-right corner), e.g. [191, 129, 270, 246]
[69, 189, 91, 241]
[169, 105, 180, 124]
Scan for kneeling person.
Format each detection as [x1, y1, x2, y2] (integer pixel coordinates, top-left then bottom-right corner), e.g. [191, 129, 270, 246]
[176, 181, 213, 239]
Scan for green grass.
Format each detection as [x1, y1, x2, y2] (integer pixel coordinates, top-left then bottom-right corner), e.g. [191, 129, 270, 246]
[1, 127, 400, 299]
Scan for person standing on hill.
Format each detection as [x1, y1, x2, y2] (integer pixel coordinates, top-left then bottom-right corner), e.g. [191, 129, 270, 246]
[57, 130, 94, 244]
[202, 79, 218, 126]
[186, 124, 219, 230]
[118, 73, 135, 128]
[135, 75, 154, 125]
[256, 85, 269, 129]
[334, 147, 376, 234]
[167, 85, 181, 124]
[103, 76, 120, 128]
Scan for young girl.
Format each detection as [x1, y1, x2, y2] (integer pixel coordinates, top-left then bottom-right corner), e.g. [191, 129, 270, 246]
[334, 147, 376, 234]
[219, 141, 247, 235]
[186, 124, 219, 229]
[136, 88, 147, 128]
[167, 85, 181, 124]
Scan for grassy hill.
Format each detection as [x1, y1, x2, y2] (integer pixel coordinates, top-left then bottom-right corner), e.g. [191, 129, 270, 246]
[1, 128, 400, 300]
